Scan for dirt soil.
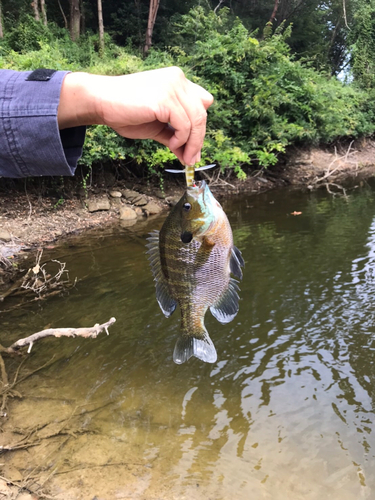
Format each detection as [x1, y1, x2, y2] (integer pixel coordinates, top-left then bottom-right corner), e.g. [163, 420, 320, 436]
[1, 139, 375, 289]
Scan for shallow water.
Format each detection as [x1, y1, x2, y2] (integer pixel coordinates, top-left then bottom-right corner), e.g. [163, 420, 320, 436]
[2, 183, 375, 499]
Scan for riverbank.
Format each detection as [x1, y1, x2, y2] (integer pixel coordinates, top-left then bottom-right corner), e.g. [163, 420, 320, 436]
[1, 140, 375, 288]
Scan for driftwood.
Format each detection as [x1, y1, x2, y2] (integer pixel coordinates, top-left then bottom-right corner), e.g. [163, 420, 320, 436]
[1, 317, 116, 355]
[0, 317, 115, 418]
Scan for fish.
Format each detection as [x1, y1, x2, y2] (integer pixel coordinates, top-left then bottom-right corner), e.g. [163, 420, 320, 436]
[147, 179, 244, 364]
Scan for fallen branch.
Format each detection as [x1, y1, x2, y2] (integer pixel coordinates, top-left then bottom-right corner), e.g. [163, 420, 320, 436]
[2, 317, 116, 355]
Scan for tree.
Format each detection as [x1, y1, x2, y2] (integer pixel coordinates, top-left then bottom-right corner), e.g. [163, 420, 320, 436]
[40, 0, 47, 26]
[349, 0, 375, 89]
[144, 0, 160, 54]
[0, 1, 3, 38]
[98, 0, 104, 54]
[69, 0, 81, 40]
[31, 0, 40, 21]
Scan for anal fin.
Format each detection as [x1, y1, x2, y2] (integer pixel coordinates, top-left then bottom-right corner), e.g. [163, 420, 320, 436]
[210, 278, 240, 324]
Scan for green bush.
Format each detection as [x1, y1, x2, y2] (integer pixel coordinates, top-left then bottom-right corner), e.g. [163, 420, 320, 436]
[2, 7, 375, 180]
[172, 7, 375, 172]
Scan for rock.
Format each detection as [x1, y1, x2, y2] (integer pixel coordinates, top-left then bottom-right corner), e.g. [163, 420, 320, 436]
[154, 189, 166, 199]
[87, 198, 110, 212]
[119, 206, 137, 220]
[0, 230, 12, 242]
[122, 189, 140, 201]
[134, 207, 144, 216]
[121, 189, 148, 206]
[144, 201, 162, 215]
[109, 191, 122, 198]
[165, 195, 181, 207]
[110, 198, 122, 207]
[133, 195, 148, 206]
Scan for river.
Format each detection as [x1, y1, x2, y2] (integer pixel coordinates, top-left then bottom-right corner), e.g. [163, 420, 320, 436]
[1, 182, 375, 499]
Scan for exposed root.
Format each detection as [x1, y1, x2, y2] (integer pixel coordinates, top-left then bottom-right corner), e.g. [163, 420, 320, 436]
[309, 141, 357, 193]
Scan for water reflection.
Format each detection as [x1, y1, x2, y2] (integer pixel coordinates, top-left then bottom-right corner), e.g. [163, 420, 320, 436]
[1, 185, 375, 498]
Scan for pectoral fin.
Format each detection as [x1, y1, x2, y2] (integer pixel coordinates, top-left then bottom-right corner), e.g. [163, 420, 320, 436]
[146, 230, 177, 317]
[210, 278, 240, 324]
[230, 245, 245, 280]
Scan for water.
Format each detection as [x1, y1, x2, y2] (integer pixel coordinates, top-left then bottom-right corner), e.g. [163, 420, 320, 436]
[2, 183, 375, 499]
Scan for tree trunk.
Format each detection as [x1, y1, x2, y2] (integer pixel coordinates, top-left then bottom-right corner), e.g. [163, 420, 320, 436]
[57, 0, 68, 29]
[40, 0, 47, 26]
[97, 0, 104, 55]
[31, 0, 40, 21]
[144, 0, 160, 54]
[69, 0, 81, 41]
[268, 0, 279, 24]
[0, 1, 3, 38]
[80, 0, 85, 34]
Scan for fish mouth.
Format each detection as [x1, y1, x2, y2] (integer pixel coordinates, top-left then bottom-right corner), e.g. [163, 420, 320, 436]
[187, 180, 207, 200]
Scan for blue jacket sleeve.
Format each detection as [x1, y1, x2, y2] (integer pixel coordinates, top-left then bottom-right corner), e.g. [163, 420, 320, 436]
[0, 69, 86, 178]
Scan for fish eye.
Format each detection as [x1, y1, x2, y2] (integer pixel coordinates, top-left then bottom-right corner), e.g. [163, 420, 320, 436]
[183, 203, 191, 211]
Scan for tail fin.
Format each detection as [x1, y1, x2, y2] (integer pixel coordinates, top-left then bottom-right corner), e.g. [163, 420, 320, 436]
[173, 330, 217, 365]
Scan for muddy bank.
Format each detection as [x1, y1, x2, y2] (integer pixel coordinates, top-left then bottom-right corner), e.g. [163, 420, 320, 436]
[1, 140, 375, 288]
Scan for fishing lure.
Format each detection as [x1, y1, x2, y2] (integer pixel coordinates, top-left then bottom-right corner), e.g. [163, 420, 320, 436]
[165, 164, 216, 187]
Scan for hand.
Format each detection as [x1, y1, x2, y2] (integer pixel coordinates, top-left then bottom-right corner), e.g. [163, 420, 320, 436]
[58, 67, 214, 166]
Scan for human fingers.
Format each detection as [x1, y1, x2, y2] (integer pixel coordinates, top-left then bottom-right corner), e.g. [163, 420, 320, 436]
[168, 80, 213, 166]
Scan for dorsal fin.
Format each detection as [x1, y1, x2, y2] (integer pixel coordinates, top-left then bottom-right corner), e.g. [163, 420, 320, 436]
[230, 246, 245, 280]
[146, 230, 177, 317]
[210, 278, 241, 324]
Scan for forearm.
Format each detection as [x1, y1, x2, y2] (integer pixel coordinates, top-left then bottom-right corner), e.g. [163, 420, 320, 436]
[57, 72, 104, 129]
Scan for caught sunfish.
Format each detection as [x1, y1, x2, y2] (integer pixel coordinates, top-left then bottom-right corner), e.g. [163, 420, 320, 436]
[147, 180, 244, 364]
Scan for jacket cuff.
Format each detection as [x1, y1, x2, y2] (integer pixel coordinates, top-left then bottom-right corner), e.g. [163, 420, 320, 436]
[0, 69, 86, 178]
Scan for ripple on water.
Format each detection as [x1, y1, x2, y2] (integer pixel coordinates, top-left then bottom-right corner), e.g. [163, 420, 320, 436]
[1, 186, 375, 499]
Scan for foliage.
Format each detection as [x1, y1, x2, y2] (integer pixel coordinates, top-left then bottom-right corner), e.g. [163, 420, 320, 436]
[349, 0, 375, 90]
[171, 8, 375, 172]
[1, 6, 375, 180]
[4, 14, 52, 52]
